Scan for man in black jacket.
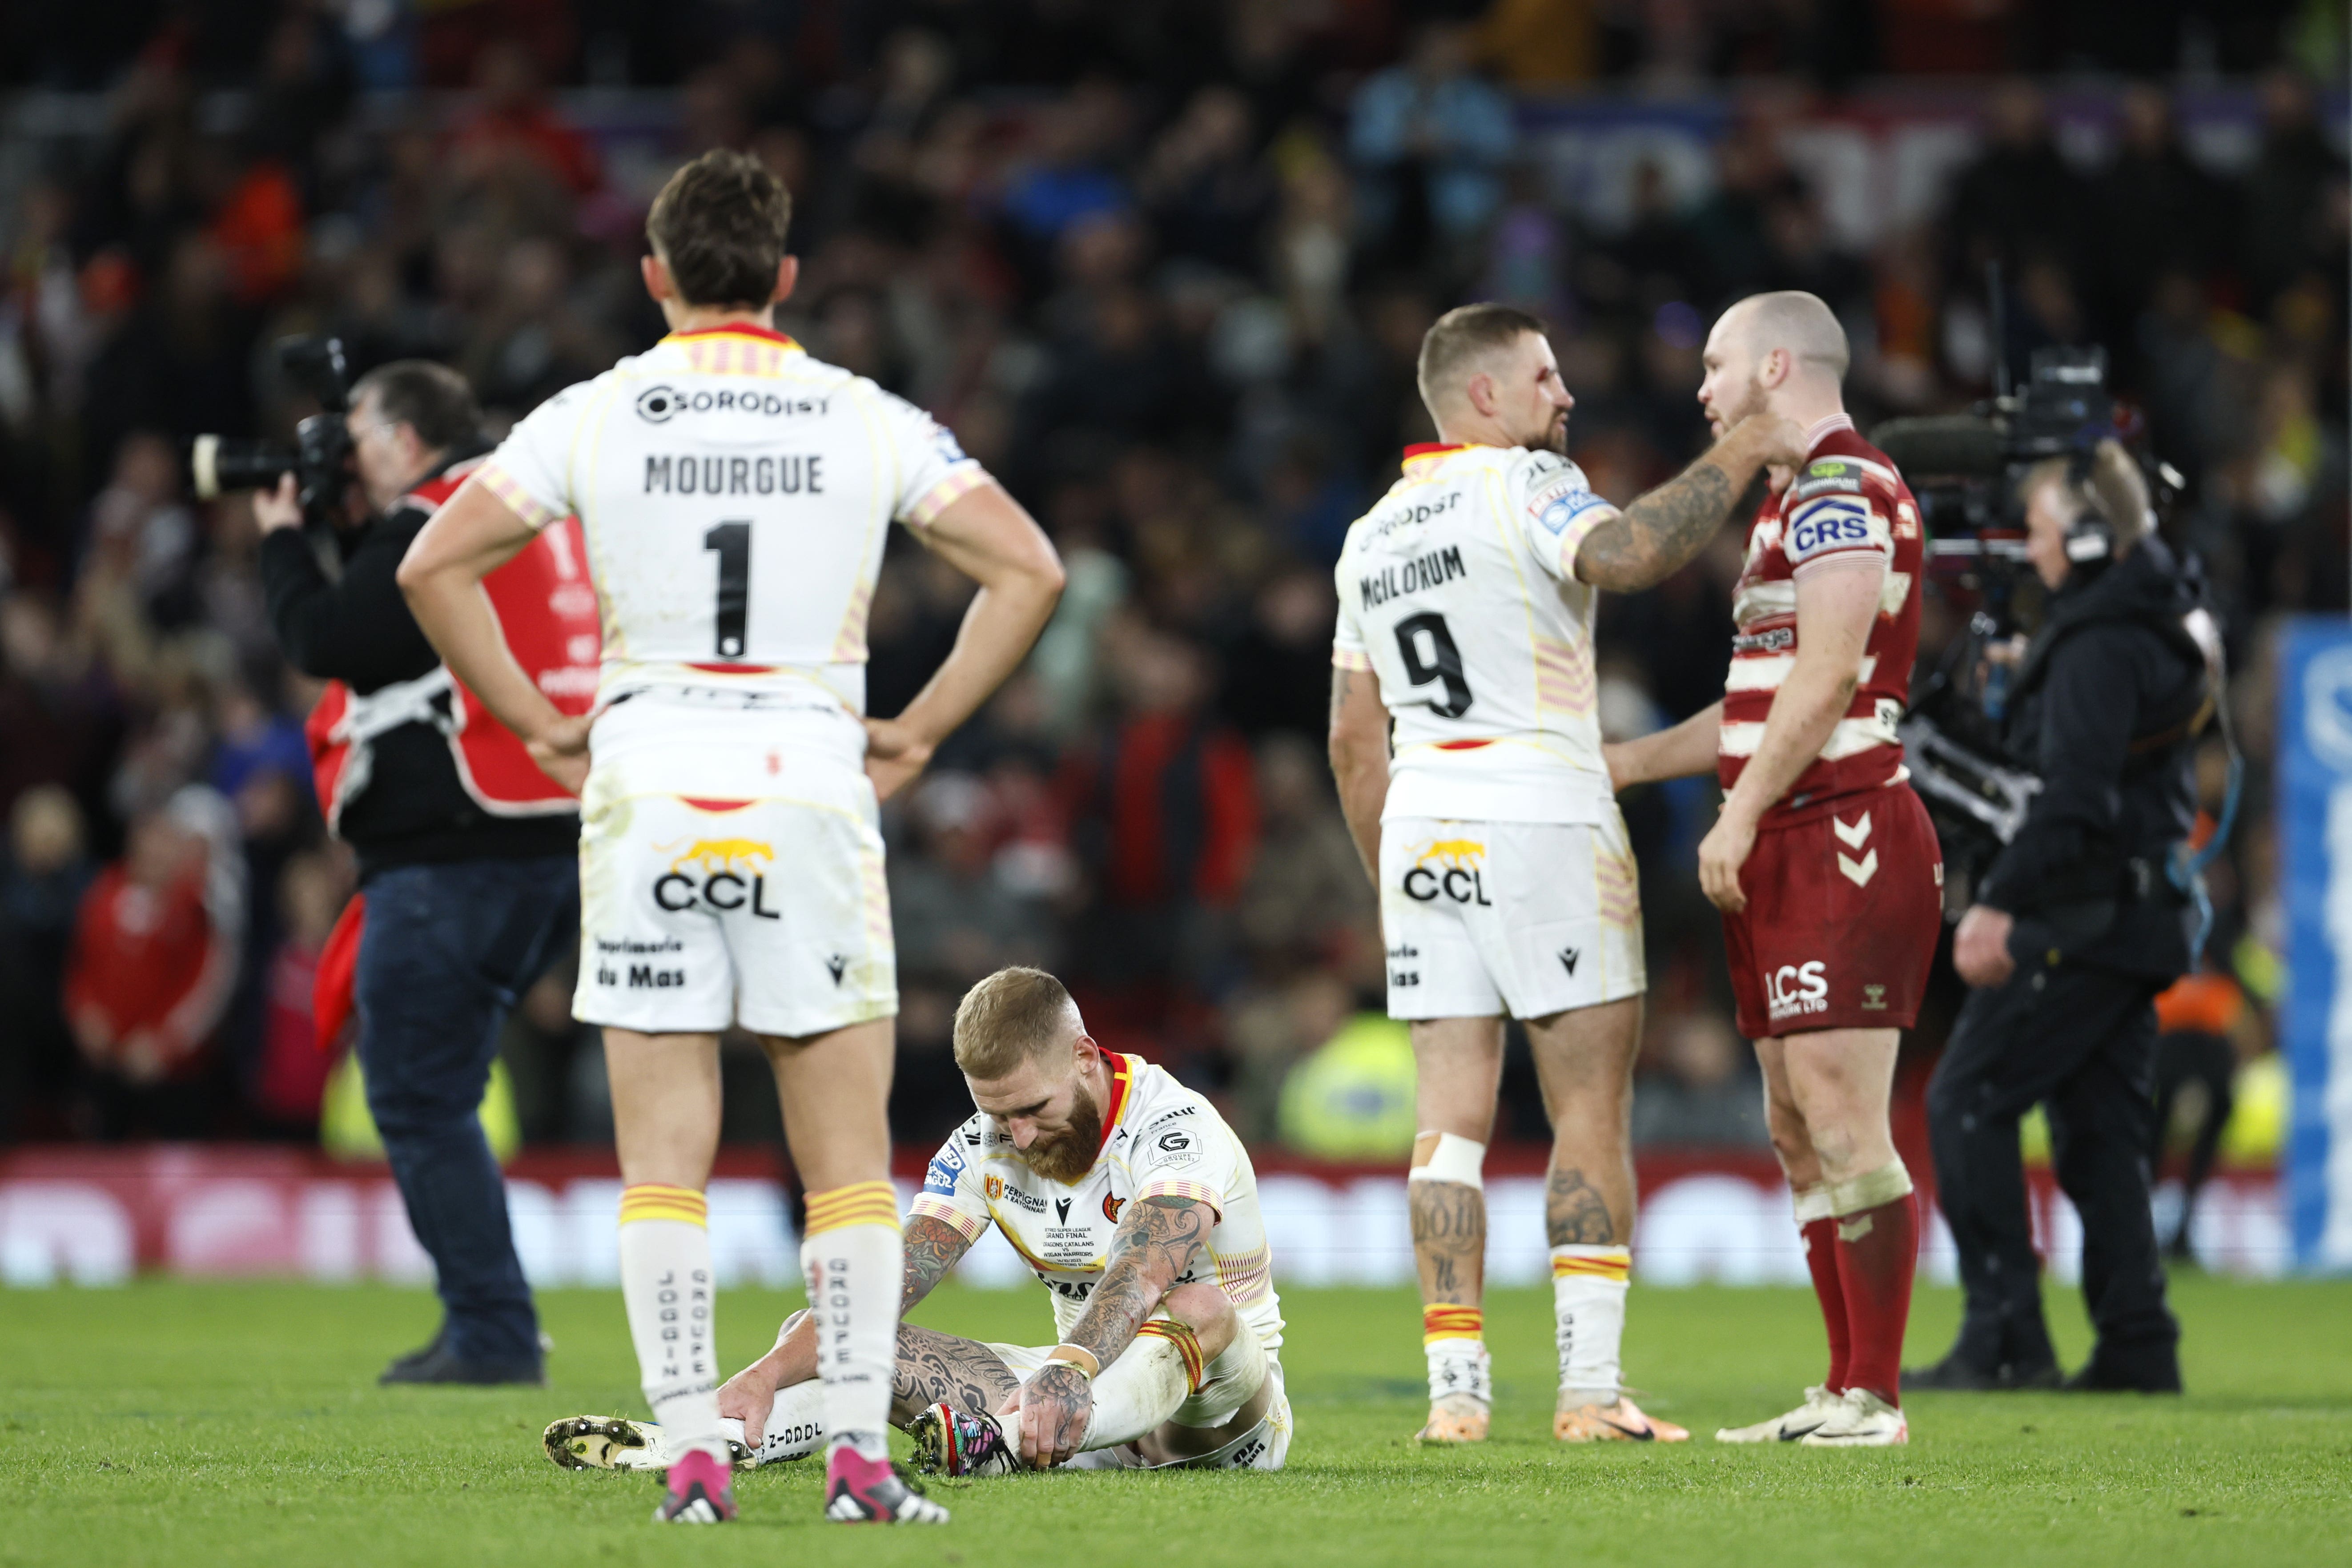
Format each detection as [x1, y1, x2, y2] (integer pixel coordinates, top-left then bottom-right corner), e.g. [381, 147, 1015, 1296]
[258, 361, 576, 1384]
[1910, 442, 2205, 1395]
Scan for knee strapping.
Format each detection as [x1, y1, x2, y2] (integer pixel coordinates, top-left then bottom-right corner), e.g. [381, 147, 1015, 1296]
[1409, 1132, 1486, 1190]
[1828, 1159, 1913, 1217]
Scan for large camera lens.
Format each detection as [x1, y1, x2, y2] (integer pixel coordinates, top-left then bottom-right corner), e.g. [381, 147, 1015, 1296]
[190, 435, 298, 501]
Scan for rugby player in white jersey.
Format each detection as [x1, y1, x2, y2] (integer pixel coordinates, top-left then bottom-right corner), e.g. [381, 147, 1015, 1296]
[399, 151, 1064, 1525]
[1327, 304, 1802, 1444]
[541, 967, 1290, 1479]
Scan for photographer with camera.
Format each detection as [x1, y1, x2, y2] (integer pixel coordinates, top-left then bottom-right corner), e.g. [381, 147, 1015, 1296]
[1909, 439, 2209, 1395]
[252, 358, 596, 1385]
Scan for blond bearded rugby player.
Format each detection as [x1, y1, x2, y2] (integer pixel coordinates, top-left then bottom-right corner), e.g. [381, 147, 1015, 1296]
[543, 968, 1291, 1480]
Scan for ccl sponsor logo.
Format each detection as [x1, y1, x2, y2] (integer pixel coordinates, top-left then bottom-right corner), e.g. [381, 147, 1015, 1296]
[1765, 960, 1830, 1021]
[651, 838, 784, 919]
[1402, 838, 1493, 906]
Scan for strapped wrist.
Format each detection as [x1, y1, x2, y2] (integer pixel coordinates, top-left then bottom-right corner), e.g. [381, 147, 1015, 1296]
[1044, 1344, 1099, 1379]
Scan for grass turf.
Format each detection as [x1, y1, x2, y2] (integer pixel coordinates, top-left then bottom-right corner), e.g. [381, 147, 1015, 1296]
[2, 1275, 2347, 1567]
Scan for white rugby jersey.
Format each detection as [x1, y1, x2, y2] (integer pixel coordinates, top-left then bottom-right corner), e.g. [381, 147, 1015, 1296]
[474, 323, 986, 752]
[1331, 442, 1620, 824]
[909, 1053, 1284, 1353]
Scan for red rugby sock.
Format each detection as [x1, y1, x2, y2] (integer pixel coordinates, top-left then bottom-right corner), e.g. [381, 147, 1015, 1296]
[1800, 1214, 1851, 1391]
[1833, 1187, 1919, 1406]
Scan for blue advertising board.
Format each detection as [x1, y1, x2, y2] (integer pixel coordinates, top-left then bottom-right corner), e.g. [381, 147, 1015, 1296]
[2281, 618, 2352, 1271]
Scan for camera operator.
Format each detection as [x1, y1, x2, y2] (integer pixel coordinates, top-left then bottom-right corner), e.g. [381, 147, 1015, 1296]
[1910, 440, 2205, 1395]
[256, 361, 591, 1385]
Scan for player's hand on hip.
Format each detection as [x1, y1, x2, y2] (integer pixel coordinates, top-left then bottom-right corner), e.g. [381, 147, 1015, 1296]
[1697, 808, 1755, 913]
[1953, 904, 2016, 988]
[862, 716, 934, 802]
[1017, 1363, 1093, 1469]
[524, 714, 592, 796]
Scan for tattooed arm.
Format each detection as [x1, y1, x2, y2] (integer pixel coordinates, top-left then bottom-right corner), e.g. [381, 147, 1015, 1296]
[1572, 414, 1807, 593]
[1328, 663, 1391, 883]
[1013, 1195, 1214, 1467]
[716, 1214, 976, 1439]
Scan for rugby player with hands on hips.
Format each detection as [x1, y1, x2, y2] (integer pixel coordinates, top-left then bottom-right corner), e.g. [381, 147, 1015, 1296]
[1326, 302, 1805, 1446]
[1603, 292, 1942, 1448]
[399, 151, 1063, 1524]
[541, 968, 1292, 1481]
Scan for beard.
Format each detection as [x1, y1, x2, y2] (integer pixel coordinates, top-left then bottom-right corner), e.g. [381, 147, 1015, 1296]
[1711, 371, 1769, 433]
[1014, 1080, 1105, 1185]
[1517, 404, 1570, 455]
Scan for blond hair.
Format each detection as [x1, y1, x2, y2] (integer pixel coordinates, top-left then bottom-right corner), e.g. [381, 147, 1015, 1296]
[1725, 290, 1849, 378]
[1416, 302, 1548, 418]
[951, 967, 1082, 1079]
[2023, 440, 2151, 554]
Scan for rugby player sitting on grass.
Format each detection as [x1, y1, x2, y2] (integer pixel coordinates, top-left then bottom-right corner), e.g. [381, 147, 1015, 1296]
[545, 967, 1291, 1477]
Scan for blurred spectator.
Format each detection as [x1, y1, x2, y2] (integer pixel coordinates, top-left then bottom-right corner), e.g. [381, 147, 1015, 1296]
[891, 772, 1059, 985]
[1061, 618, 1259, 1048]
[2243, 69, 2350, 312]
[1630, 1008, 1767, 1148]
[0, 785, 94, 1139]
[1235, 732, 1375, 975]
[63, 788, 240, 1137]
[248, 849, 347, 1135]
[1349, 22, 1516, 273]
[1277, 1003, 1417, 1159]
[1942, 81, 2089, 298]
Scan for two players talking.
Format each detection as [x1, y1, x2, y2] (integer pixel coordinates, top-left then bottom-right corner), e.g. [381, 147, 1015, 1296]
[1332, 293, 1938, 1448]
[398, 142, 1941, 1528]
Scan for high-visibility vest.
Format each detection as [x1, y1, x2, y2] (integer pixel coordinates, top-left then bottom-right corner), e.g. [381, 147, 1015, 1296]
[304, 455, 600, 832]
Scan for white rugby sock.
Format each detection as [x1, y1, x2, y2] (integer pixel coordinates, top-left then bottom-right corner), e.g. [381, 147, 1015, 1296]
[1077, 1322, 1198, 1450]
[1551, 1245, 1632, 1405]
[617, 1184, 725, 1463]
[1422, 1305, 1492, 1406]
[801, 1182, 904, 1463]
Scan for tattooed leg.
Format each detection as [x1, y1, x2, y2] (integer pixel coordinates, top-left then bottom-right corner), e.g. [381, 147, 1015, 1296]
[1526, 995, 1642, 1244]
[1527, 996, 1645, 1410]
[1405, 1017, 1504, 1308]
[889, 1324, 1021, 1426]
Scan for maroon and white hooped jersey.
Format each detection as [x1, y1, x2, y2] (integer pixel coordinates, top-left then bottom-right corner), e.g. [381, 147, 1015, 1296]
[1718, 415, 1923, 824]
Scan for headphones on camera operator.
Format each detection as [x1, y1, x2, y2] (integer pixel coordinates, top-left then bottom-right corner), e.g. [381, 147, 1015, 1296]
[2006, 436, 2239, 957]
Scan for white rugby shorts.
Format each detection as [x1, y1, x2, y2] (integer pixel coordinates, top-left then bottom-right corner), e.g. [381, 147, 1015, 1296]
[987, 1340, 1291, 1472]
[572, 704, 895, 1038]
[1379, 813, 1645, 1021]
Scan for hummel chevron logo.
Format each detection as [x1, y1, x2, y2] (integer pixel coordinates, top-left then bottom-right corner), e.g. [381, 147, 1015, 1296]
[1837, 849, 1879, 887]
[1833, 812, 1872, 848]
[824, 955, 847, 984]
[1055, 1198, 1071, 1223]
[1559, 947, 1580, 976]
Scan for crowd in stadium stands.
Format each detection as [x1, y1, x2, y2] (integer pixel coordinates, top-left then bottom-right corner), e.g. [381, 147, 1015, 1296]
[0, 4, 2341, 1177]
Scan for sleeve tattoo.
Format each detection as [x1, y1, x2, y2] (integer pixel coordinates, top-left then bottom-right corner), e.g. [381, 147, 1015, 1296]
[900, 1213, 974, 1316]
[1061, 1196, 1211, 1366]
[1575, 452, 1739, 591]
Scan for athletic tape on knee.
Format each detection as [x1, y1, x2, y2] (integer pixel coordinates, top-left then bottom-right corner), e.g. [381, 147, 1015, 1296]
[1828, 1159, 1913, 1218]
[1174, 1313, 1268, 1429]
[1407, 1132, 1486, 1190]
[1791, 1182, 1834, 1226]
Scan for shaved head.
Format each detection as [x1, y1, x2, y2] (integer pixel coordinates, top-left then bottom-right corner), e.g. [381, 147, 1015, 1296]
[1720, 291, 1849, 378]
[1697, 290, 1849, 436]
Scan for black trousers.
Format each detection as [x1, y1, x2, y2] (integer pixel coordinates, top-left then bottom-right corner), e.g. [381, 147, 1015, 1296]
[1926, 943, 2182, 1384]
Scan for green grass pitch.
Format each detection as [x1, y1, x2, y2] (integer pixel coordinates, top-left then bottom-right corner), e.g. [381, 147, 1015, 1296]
[3, 1275, 2347, 1567]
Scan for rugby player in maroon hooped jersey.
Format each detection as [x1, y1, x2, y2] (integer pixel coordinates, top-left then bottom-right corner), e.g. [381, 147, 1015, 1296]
[1603, 291, 1940, 1448]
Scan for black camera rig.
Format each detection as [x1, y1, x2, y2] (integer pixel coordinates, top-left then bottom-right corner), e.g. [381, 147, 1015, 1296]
[189, 335, 355, 527]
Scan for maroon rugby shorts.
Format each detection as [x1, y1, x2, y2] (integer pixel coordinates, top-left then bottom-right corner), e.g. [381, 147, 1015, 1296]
[1722, 782, 1942, 1039]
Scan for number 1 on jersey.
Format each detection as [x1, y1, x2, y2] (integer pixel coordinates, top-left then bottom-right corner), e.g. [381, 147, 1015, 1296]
[703, 521, 750, 658]
[1395, 611, 1474, 717]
